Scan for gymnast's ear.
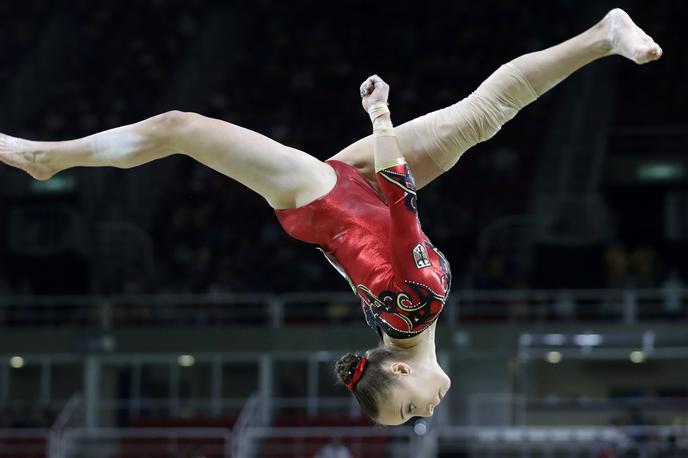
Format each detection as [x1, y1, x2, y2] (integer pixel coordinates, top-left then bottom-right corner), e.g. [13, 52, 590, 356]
[389, 361, 412, 375]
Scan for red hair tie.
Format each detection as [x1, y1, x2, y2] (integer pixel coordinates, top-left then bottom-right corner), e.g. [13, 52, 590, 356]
[345, 357, 368, 392]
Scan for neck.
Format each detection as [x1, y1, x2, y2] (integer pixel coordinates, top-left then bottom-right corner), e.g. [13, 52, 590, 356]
[382, 321, 438, 363]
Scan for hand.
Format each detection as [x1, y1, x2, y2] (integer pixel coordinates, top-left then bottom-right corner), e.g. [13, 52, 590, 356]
[360, 75, 390, 113]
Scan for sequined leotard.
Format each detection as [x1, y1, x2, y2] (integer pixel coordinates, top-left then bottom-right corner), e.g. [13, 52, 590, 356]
[275, 159, 451, 339]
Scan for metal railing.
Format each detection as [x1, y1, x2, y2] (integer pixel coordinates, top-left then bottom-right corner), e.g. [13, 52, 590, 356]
[2, 424, 687, 458]
[466, 394, 688, 428]
[96, 398, 247, 420]
[232, 395, 266, 458]
[48, 395, 84, 458]
[0, 288, 687, 329]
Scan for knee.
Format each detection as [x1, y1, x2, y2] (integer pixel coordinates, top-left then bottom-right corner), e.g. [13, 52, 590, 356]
[146, 110, 201, 142]
[474, 64, 538, 114]
[158, 109, 188, 124]
[150, 110, 194, 130]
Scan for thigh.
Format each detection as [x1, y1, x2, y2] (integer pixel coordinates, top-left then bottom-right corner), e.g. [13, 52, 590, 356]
[174, 112, 336, 209]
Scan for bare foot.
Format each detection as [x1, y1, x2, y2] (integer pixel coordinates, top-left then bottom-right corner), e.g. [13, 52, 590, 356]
[0, 134, 56, 180]
[605, 8, 663, 64]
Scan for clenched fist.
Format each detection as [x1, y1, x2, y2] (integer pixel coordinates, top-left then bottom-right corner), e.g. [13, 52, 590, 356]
[360, 75, 390, 113]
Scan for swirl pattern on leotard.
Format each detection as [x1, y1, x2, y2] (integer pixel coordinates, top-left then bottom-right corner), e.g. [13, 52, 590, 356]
[358, 241, 452, 339]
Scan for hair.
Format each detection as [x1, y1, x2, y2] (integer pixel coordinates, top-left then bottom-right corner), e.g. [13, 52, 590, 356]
[334, 345, 407, 420]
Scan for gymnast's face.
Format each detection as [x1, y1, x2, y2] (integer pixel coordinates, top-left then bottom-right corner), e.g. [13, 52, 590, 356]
[375, 361, 451, 426]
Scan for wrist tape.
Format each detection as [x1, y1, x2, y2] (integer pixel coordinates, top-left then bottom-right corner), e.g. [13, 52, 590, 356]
[367, 101, 395, 137]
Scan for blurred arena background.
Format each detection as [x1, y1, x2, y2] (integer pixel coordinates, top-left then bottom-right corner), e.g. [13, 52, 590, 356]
[1, 0, 687, 457]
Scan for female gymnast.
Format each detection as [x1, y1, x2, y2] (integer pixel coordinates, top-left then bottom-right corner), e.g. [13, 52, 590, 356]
[0, 9, 661, 425]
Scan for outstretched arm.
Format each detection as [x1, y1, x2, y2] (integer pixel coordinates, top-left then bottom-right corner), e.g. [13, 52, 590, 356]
[0, 111, 335, 209]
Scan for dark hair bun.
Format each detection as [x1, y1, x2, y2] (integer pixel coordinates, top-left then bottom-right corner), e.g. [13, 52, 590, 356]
[335, 353, 361, 385]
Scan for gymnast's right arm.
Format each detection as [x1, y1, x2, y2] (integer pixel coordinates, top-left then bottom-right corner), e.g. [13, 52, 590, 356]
[359, 75, 403, 172]
[360, 75, 439, 291]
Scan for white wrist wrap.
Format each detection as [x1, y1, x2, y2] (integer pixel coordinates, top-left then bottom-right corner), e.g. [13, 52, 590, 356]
[368, 102, 395, 137]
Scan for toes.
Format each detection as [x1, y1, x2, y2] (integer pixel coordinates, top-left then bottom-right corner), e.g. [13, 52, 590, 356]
[645, 44, 662, 59]
[635, 45, 662, 64]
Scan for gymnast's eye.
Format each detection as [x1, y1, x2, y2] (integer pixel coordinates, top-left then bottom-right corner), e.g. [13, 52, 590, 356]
[408, 404, 416, 415]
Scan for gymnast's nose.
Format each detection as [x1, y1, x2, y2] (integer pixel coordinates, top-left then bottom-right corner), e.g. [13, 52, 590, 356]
[424, 403, 435, 417]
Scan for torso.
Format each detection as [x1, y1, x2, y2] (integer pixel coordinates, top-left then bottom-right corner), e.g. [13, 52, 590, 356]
[275, 160, 451, 339]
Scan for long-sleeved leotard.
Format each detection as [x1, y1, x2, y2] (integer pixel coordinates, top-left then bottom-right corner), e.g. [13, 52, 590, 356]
[275, 159, 451, 339]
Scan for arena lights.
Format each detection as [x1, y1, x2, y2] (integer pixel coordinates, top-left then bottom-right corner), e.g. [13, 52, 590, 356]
[629, 351, 646, 364]
[573, 333, 602, 346]
[9, 356, 25, 369]
[177, 354, 195, 367]
[545, 351, 562, 364]
[530, 333, 603, 347]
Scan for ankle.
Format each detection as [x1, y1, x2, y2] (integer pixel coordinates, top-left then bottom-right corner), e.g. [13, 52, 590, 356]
[591, 18, 614, 56]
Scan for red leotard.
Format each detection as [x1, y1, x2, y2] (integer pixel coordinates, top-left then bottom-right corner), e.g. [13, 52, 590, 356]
[275, 159, 451, 339]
